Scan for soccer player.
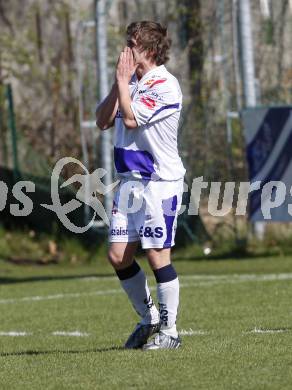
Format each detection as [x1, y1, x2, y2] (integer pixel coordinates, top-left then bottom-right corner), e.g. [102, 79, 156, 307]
[96, 21, 185, 350]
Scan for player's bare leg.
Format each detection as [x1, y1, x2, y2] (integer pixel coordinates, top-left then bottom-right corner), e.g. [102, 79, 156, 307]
[143, 248, 181, 350]
[108, 242, 160, 349]
[108, 241, 139, 270]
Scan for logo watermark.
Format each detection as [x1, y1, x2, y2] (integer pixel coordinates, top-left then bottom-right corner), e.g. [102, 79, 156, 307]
[41, 157, 119, 233]
[1, 157, 292, 233]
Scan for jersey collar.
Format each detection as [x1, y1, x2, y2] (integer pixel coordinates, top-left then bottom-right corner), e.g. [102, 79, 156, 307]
[138, 65, 166, 85]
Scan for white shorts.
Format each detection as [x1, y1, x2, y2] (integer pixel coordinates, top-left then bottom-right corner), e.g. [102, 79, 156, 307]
[109, 178, 184, 249]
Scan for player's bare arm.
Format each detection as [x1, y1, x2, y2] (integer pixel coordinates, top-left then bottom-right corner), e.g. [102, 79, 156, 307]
[116, 46, 138, 129]
[95, 83, 119, 130]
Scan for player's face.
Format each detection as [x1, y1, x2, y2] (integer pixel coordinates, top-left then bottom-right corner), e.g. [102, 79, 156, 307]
[127, 36, 152, 78]
[127, 36, 147, 66]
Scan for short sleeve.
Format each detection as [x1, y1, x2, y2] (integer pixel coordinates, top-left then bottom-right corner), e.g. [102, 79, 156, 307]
[130, 78, 182, 127]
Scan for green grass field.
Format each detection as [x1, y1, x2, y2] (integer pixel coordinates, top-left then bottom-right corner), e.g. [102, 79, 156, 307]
[1, 255, 292, 389]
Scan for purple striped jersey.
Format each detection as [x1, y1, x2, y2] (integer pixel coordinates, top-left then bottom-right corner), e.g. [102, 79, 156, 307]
[114, 65, 186, 181]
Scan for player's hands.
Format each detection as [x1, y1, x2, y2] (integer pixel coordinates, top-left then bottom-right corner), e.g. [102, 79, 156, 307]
[116, 47, 137, 84]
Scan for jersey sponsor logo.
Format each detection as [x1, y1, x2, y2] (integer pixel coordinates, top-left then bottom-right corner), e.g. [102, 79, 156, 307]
[149, 78, 167, 88]
[148, 91, 163, 101]
[111, 227, 128, 236]
[144, 78, 155, 86]
[139, 226, 163, 238]
[138, 90, 163, 102]
[144, 78, 167, 89]
[140, 96, 156, 109]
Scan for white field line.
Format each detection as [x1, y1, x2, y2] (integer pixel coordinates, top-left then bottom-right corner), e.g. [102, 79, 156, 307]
[0, 331, 32, 336]
[0, 331, 89, 337]
[179, 328, 207, 336]
[0, 288, 122, 305]
[82, 276, 117, 282]
[0, 329, 204, 337]
[245, 327, 289, 334]
[1, 272, 292, 305]
[52, 331, 90, 337]
[81, 273, 292, 283]
[0, 328, 289, 337]
[181, 272, 292, 282]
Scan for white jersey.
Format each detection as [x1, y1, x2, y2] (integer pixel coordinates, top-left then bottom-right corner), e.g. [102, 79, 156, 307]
[114, 65, 186, 181]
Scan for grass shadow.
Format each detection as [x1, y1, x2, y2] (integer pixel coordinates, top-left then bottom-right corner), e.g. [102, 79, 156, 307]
[0, 273, 115, 285]
[173, 251, 279, 262]
[0, 346, 127, 357]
